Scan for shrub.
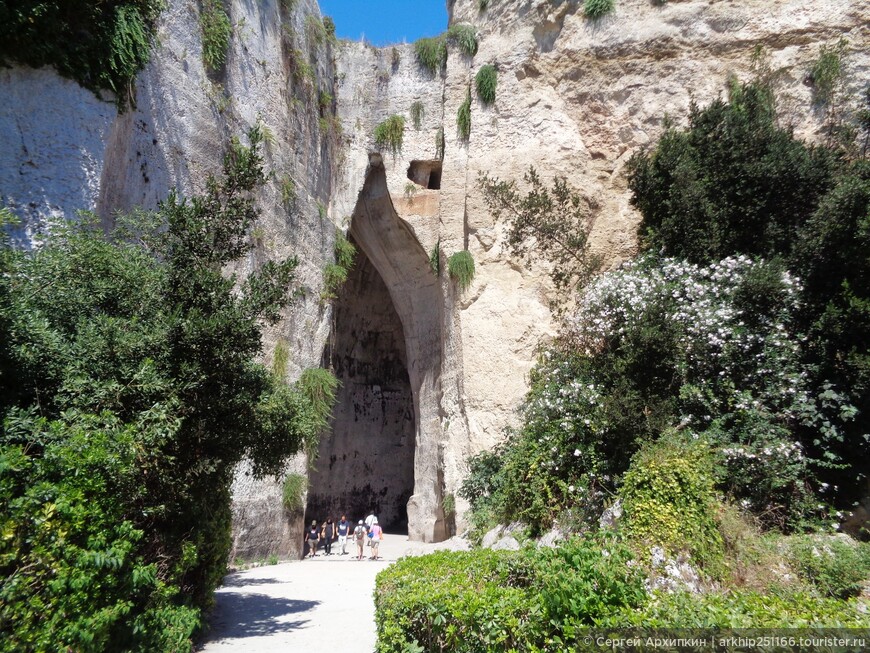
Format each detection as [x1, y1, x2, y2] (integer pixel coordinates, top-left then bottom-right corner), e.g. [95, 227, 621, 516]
[201, 0, 232, 71]
[809, 39, 847, 107]
[282, 473, 308, 512]
[414, 36, 447, 75]
[0, 1, 162, 108]
[475, 64, 497, 105]
[627, 79, 838, 263]
[621, 435, 725, 575]
[374, 115, 406, 153]
[446, 24, 478, 57]
[787, 536, 870, 599]
[605, 588, 870, 628]
[448, 250, 475, 291]
[457, 89, 472, 141]
[0, 129, 334, 649]
[584, 0, 615, 19]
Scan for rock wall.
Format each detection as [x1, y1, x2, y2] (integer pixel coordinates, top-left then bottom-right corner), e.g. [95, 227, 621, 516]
[0, 0, 342, 560]
[2, 0, 867, 549]
[330, 0, 868, 538]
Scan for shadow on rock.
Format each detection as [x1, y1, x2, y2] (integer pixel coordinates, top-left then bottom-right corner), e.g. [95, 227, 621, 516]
[205, 592, 320, 640]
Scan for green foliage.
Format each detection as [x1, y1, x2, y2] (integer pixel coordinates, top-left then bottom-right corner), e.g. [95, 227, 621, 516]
[374, 115, 406, 153]
[410, 101, 425, 130]
[201, 0, 232, 71]
[375, 537, 869, 650]
[627, 79, 838, 263]
[810, 39, 847, 107]
[621, 436, 725, 575]
[479, 167, 601, 296]
[446, 24, 478, 58]
[475, 64, 497, 105]
[375, 536, 646, 652]
[305, 14, 327, 46]
[0, 129, 333, 649]
[0, 1, 162, 108]
[428, 240, 441, 275]
[447, 250, 475, 291]
[322, 229, 357, 300]
[442, 493, 455, 517]
[463, 253, 833, 532]
[787, 536, 870, 599]
[272, 339, 290, 380]
[414, 36, 447, 75]
[280, 175, 297, 206]
[628, 80, 869, 509]
[282, 472, 308, 513]
[457, 89, 472, 141]
[606, 587, 870, 628]
[584, 0, 615, 19]
[322, 16, 336, 42]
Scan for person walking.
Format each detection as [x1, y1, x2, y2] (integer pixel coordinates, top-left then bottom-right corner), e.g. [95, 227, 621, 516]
[336, 514, 350, 555]
[353, 519, 366, 560]
[321, 518, 335, 556]
[304, 520, 319, 558]
[365, 511, 376, 533]
[368, 517, 383, 560]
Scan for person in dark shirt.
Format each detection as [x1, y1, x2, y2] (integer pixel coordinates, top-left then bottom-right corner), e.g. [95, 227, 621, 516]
[321, 518, 336, 556]
[304, 520, 319, 558]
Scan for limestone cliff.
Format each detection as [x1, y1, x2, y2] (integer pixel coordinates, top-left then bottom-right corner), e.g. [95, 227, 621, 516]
[1, 0, 867, 551]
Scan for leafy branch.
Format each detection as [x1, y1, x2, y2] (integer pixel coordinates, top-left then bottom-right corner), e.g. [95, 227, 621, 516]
[478, 167, 601, 296]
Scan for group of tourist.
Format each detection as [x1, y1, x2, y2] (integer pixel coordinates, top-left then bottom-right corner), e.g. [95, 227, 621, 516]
[304, 512, 383, 560]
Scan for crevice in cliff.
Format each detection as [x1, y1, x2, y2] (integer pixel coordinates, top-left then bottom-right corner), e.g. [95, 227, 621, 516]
[308, 159, 447, 540]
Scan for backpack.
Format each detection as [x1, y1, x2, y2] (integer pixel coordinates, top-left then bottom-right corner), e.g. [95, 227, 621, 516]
[354, 525, 365, 541]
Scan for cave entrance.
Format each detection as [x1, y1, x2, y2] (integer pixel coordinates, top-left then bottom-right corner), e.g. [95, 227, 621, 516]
[306, 243, 415, 532]
[307, 158, 447, 542]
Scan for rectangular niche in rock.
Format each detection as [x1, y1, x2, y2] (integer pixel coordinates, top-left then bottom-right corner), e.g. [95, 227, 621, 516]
[407, 160, 442, 190]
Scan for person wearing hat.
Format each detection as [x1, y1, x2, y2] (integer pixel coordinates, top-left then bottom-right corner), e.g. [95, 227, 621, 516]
[369, 517, 383, 560]
[353, 519, 367, 560]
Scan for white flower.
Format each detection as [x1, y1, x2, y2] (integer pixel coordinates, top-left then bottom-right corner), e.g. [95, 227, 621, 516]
[574, 449, 581, 457]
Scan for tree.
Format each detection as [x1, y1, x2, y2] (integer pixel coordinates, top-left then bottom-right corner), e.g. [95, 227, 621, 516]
[0, 128, 337, 650]
[478, 167, 601, 299]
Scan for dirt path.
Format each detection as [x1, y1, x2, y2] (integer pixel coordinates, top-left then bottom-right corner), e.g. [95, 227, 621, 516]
[199, 533, 464, 652]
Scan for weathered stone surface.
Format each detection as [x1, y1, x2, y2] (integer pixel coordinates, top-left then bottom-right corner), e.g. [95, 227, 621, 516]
[481, 525, 505, 549]
[2, 0, 865, 552]
[491, 535, 521, 551]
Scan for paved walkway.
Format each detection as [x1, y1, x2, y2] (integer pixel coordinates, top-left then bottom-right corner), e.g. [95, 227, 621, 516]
[200, 533, 462, 652]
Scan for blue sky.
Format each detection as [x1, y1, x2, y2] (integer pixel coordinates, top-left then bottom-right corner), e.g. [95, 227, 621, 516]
[318, 0, 448, 46]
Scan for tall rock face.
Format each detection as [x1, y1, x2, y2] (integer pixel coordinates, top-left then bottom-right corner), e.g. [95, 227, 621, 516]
[327, 0, 868, 540]
[1, 0, 867, 550]
[0, 0, 342, 560]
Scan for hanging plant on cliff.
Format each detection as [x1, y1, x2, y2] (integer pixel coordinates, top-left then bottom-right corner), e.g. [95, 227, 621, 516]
[0, 0, 164, 108]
